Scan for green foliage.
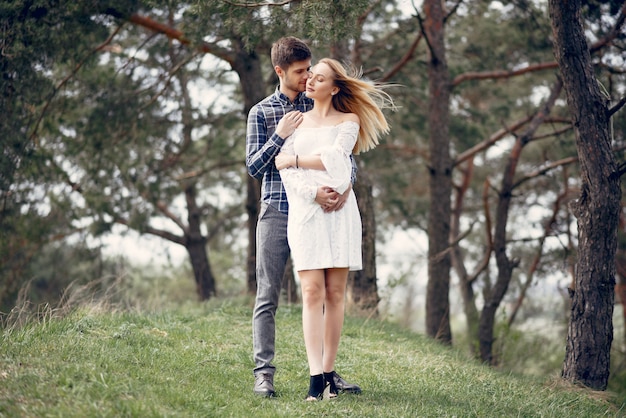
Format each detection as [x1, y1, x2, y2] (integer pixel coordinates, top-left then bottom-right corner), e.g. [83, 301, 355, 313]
[292, 0, 373, 46]
[0, 0, 142, 313]
[191, 0, 373, 52]
[0, 300, 621, 417]
[0, 0, 137, 189]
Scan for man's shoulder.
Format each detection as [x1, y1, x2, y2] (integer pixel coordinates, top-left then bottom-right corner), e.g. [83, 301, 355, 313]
[250, 93, 286, 122]
[253, 92, 280, 109]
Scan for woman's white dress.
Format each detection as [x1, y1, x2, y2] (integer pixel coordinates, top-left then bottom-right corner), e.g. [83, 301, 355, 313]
[280, 121, 362, 271]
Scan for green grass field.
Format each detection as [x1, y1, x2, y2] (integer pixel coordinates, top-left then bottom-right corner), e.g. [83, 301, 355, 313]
[0, 299, 622, 417]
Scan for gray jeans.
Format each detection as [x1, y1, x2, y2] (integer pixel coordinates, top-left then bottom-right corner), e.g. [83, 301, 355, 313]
[252, 203, 290, 376]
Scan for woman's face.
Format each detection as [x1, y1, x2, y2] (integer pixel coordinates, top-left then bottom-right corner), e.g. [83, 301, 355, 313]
[306, 62, 338, 100]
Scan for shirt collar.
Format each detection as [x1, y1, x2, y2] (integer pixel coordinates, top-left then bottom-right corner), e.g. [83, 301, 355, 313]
[275, 86, 307, 106]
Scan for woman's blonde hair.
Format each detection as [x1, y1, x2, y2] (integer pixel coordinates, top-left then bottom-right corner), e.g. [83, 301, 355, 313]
[320, 58, 395, 154]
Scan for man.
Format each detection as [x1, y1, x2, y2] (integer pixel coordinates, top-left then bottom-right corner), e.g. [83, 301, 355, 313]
[246, 36, 361, 398]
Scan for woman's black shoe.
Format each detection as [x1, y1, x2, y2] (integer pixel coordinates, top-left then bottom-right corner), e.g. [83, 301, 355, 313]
[305, 374, 325, 401]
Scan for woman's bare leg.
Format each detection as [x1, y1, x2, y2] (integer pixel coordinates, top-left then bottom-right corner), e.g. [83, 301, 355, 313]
[299, 269, 326, 375]
[322, 267, 349, 373]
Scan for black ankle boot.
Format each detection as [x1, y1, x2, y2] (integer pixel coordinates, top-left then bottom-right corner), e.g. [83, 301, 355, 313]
[323, 371, 338, 398]
[306, 374, 325, 401]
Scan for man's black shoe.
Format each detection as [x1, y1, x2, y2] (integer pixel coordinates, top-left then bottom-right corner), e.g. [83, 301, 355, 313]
[254, 372, 275, 397]
[332, 371, 362, 394]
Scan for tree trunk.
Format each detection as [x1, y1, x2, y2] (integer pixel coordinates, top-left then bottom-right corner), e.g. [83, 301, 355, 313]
[231, 45, 265, 296]
[550, 0, 619, 391]
[282, 256, 299, 304]
[246, 176, 260, 295]
[616, 211, 626, 347]
[348, 170, 380, 311]
[184, 184, 216, 300]
[616, 276, 626, 348]
[175, 64, 217, 301]
[479, 80, 562, 364]
[424, 0, 452, 344]
[450, 158, 480, 354]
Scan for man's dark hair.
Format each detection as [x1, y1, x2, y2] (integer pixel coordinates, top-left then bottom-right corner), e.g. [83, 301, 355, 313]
[270, 36, 311, 70]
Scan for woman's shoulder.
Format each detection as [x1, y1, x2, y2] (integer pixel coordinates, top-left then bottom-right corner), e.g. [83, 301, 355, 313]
[338, 113, 359, 125]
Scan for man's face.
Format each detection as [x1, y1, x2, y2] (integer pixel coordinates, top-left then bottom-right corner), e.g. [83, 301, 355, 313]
[277, 59, 311, 96]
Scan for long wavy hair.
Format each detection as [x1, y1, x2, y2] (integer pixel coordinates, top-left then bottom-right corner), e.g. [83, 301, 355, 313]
[319, 58, 395, 154]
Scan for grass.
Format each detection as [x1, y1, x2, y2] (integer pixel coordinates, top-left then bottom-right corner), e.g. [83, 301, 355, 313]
[0, 298, 623, 417]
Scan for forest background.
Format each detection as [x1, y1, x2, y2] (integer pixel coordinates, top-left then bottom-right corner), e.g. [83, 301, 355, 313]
[2, 0, 626, 397]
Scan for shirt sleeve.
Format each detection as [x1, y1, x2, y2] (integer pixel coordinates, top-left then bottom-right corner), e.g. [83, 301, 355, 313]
[349, 154, 358, 185]
[246, 106, 286, 180]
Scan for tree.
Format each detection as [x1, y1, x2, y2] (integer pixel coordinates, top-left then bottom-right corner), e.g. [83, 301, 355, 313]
[422, 0, 453, 344]
[550, 0, 624, 391]
[4, 1, 254, 302]
[58, 13, 237, 300]
[0, 0, 138, 308]
[478, 79, 563, 363]
[408, 1, 625, 366]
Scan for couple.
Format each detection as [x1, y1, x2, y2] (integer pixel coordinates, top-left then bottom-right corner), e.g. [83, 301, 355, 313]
[246, 36, 393, 401]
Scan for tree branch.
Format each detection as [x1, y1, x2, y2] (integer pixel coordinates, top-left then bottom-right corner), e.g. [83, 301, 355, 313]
[380, 143, 429, 160]
[468, 178, 494, 285]
[444, 0, 463, 23]
[454, 115, 533, 166]
[513, 156, 578, 189]
[452, 62, 558, 87]
[127, 14, 236, 65]
[140, 51, 200, 113]
[155, 200, 188, 234]
[223, 0, 295, 7]
[114, 218, 186, 245]
[609, 95, 626, 118]
[589, 1, 626, 54]
[453, 2, 626, 88]
[414, 11, 436, 64]
[29, 25, 124, 144]
[508, 179, 570, 327]
[381, 31, 424, 82]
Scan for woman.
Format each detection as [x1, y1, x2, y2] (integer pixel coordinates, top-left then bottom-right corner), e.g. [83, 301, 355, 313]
[275, 58, 393, 401]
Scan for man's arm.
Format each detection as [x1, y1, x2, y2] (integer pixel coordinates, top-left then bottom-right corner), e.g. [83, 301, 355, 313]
[247, 108, 304, 180]
[246, 107, 284, 180]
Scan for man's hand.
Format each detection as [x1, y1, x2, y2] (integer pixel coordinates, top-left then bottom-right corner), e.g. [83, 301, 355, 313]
[275, 110, 303, 139]
[315, 184, 351, 213]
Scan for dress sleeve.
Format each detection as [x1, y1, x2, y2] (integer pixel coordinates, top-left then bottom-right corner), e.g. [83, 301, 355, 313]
[319, 121, 359, 194]
[279, 134, 317, 202]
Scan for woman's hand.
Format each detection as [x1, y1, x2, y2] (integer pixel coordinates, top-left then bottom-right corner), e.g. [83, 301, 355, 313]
[275, 153, 295, 170]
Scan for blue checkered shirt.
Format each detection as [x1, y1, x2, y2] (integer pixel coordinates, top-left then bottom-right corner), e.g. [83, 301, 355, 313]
[246, 88, 314, 214]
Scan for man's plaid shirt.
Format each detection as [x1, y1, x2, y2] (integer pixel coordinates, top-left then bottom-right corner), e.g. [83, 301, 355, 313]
[246, 88, 313, 215]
